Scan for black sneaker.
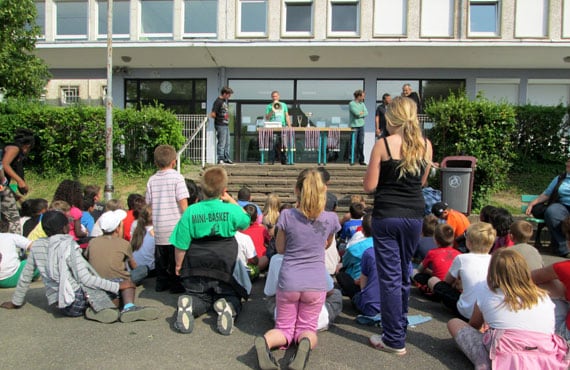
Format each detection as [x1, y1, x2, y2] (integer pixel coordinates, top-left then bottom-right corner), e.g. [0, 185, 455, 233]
[119, 306, 160, 323]
[175, 295, 194, 334]
[288, 337, 311, 370]
[224, 159, 234, 165]
[213, 298, 234, 335]
[254, 336, 279, 370]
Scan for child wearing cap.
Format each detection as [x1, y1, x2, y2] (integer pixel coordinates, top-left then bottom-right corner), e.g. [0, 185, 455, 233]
[85, 209, 159, 322]
[431, 201, 470, 252]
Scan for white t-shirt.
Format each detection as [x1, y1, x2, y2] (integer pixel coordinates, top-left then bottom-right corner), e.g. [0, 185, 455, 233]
[0, 233, 31, 280]
[448, 253, 492, 319]
[264, 254, 331, 330]
[476, 283, 555, 334]
[234, 231, 257, 267]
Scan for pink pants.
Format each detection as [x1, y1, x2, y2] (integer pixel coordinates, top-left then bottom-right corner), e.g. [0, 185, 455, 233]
[275, 289, 326, 346]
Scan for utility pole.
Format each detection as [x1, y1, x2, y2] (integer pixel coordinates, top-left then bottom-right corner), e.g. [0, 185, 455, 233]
[104, 0, 114, 201]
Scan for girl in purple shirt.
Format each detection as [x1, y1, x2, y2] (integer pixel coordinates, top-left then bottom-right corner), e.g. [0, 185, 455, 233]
[255, 169, 340, 370]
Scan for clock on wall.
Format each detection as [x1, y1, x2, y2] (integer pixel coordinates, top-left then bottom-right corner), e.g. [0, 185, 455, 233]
[160, 81, 173, 94]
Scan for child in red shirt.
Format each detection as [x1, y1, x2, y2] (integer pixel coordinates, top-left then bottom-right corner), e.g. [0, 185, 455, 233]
[242, 204, 270, 271]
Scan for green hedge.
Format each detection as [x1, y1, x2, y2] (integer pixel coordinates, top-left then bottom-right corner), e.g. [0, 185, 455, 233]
[425, 92, 518, 210]
[0, 100, 185, 174]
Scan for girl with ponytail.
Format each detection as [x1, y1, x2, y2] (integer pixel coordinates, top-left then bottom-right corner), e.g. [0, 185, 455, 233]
[255, 169, 340, 370]
[363, 96, 433, 355]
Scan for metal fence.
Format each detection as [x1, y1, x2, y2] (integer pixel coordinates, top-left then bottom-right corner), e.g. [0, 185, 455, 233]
[176, 114, 208, 170]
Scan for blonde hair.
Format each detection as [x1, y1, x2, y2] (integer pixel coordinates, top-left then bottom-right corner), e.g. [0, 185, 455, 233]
[385, 96, 430, 178]
[201, 166, 228, 199]
[487, 248, 548, 312]
[49, 200, 71, 213]
[262, 193, 281, 227]
[131, 205, 152, 252]
[510, 220, 533, 244]
[350, 194, 366, 204]
[466, 222, 496, 253]
[104, 199, 123, 211]
[295, 169, 326, 220]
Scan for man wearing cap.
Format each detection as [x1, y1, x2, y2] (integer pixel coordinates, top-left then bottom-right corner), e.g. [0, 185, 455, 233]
[431, 202, 470, 252]
[85, 209, 158, 322]
[0, 211, 132, 323]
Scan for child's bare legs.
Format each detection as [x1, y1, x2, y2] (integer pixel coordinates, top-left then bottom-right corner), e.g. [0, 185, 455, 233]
[427, 276, 440, 291]
[264, 329, 288, 349]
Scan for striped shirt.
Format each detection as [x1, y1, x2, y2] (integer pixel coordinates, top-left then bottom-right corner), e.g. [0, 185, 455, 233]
[146, 169, 189, 245]
[12, 235, 119, 307]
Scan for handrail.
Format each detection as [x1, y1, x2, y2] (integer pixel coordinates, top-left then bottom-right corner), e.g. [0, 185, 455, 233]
[177, 115, 209, 172]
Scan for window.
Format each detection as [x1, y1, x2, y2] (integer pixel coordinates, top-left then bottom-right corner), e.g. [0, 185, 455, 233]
[373, 0, 406, 37]
[527, 80, 570, 106]
[564, 0, 570, 38]
[98, 0, 130, 38]
[238, 0, 267, 37]
[35, 1, 46, 37]
[140, 0, 173, 39]
[420, 0, 454, 37]
[125, 79, 207, 114]
[328, 0, 360, 36]
[55, 0, 88, 39]
[184, 0, 217, 37]
[469, 0, 500, 36]
[282, 1, 313, 37]
[377, 79, 464, 112]
[515, 0, 548, 38]
[61, 86, 80, 105]
[476, 79, 520, 104]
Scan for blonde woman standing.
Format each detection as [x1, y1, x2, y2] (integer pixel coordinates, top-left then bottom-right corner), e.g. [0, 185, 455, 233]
[363, 96, 432, 355]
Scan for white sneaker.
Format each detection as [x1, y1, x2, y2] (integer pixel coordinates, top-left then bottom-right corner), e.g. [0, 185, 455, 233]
[369, 334, 406, 355]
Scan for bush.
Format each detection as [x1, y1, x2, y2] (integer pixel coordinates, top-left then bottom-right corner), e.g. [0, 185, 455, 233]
[425, 92, 518, 210]
[0, 99, 185, 175]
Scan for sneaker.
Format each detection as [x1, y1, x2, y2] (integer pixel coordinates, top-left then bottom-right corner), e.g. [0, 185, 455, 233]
[119, 305, 160, 323]
[288, 337, 311, 370]
[85, 307, 120, 324]
[254, 336, 279, 370]
[224, 159, 234, 165]
[213, 298, 234, 335]
[175, 295, 194, 334]
[218, 160, 225, 165]
[369, 334, 406, 355]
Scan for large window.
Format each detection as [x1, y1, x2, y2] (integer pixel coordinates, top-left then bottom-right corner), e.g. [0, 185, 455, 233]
[55, 0, 88, 39]
[238, 0, 267, 37]
[328, 0, 360, 37]
[527, 80, 570, 106]
[420, 0, 454, 37]
[184, 0, 217, 37]
[469, 0, 500, 36]
[515, 0, 548, 38]
[98, 0, 130, 38]
[476, 79, 520, 104]
[564, 0, 570, 38]
[140, 0, 173, 39]
[377, 79, 464, 113]
[373, 0, 407, 37]
[282, 0, 313, 37]
[35, 1, 46, 37]
[125, 79, 207, 114]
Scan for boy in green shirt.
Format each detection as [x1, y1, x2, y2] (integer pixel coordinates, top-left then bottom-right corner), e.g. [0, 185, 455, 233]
[170, 166, 250, 335]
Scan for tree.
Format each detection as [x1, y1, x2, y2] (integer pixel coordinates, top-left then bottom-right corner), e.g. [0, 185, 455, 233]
[0, 0, 50, 99]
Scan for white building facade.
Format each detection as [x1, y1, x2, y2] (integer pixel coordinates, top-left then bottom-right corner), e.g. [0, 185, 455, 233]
[34, 0, 570, 163]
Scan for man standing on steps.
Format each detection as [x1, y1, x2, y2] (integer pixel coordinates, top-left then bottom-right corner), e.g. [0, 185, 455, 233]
[349, 89, 368, 166]
[211, 86, 234, 165]
[265, 91, 291, 165]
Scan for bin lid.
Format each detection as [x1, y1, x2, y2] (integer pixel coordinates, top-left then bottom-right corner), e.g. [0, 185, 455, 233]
[440, 167, 472, 173]
[441, 156, 477, 169]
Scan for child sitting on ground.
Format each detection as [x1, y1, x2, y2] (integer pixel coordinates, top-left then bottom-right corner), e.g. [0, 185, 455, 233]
[352, 241, 381, 317]
[413, 214, 439, 262]
[0, 216, 37, 288]
[427, 222, 495, 320]
[21, 198, 48, 237]
[489, 207, 514, 253]
[510, 220, 543, 270]
[339, 202, 364, 244]
[412, 224, 461, 297]
[26, 200, 71, 241]
[85, 210, 157, 321]
[130, 205, 156, 279]
[336, 212, 373, 298]
[431, 202, 470, 253]
[234, 230, 259, 280]
[241, 204, 270, 272]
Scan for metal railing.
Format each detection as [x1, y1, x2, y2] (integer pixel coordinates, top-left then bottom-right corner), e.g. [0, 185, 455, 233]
[176, 114, 208, 172]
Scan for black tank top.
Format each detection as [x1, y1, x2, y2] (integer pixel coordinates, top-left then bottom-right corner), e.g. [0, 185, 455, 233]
[372, 137, 425, 219]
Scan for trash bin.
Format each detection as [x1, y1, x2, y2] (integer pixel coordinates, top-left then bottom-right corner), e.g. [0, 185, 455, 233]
[440, 156, 477, 215]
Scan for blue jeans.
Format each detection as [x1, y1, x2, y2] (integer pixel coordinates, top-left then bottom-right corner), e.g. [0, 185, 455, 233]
[215, 124, 230, 162]
[545, 203, 570, 256]
[372, 217, 422, 349]
[354, 126, 365, 163]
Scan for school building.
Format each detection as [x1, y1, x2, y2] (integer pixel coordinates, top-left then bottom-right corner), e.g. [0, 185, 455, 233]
[34, 0, 570, 163]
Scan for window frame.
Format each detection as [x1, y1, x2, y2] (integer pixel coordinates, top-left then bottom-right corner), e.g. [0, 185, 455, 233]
[327, 0, 360, 38]
[182, 0, 218, 38]
[97, 0, 131, 40]
[373, 0, 407, 37]
[139, 0, 174, 40]
[281, 0, 314, 38]
[54, 0, 89, 40]
[468, 0, 501, 37]
[60, 86, 80, 105]
[514, 0, 549, 38]
[419, 0, 455, 38]
[237, 0, 268, 38]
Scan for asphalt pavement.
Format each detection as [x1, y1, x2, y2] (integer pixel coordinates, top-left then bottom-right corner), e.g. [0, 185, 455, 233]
[0, 253, 564, 370]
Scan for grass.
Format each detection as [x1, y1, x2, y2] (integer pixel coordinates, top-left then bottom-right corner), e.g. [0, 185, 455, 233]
[24, 163, 201, 205]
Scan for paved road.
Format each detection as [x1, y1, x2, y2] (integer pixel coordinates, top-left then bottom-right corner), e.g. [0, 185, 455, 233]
[0, 253, 563, 370]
